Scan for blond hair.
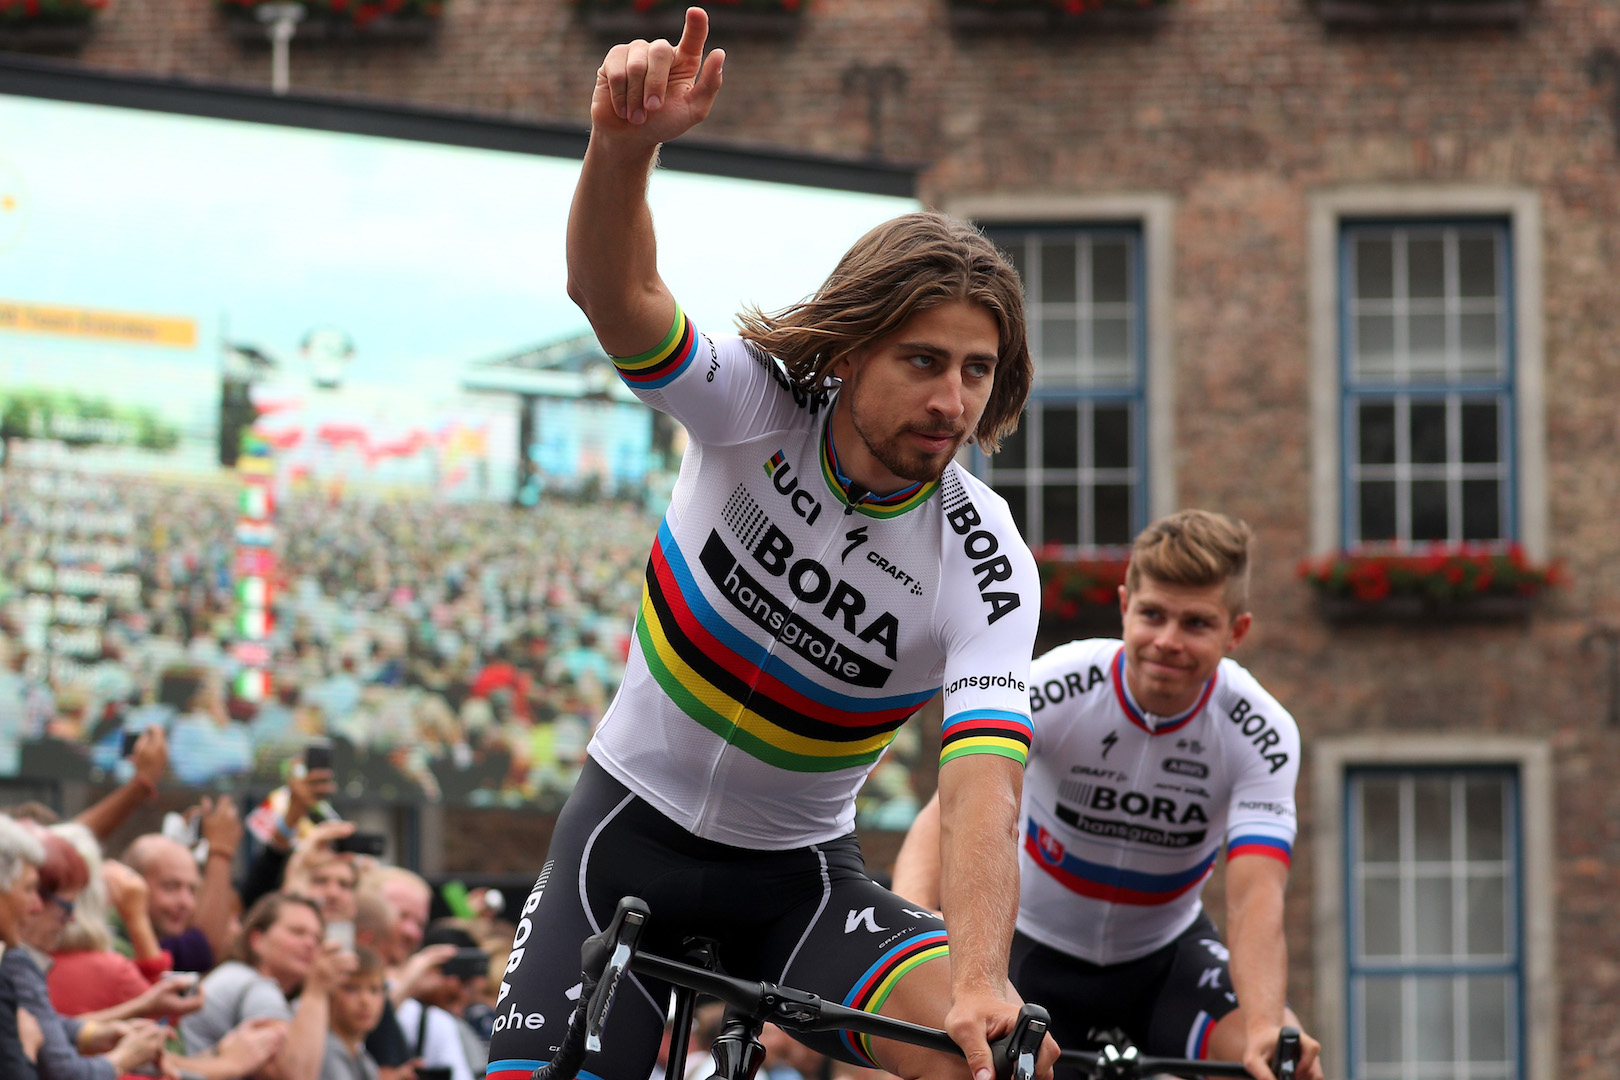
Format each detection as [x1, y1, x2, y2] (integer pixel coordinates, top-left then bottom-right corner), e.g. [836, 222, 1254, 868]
[734, 211, 1031, 453]
[1125, 509, 1255, 614]
[52, 823, 110, 954]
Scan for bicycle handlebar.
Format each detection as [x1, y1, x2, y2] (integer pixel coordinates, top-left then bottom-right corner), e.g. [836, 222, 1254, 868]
[1056, 1025, 1304, 1080]
[533, 897, 1295, 1080]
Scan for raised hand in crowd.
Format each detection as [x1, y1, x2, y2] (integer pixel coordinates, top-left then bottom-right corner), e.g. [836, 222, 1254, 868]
[131, 726, 169, 792]
[389, 944, 457, 1009]
[101, 855, 167, 966]
[197, 795, 243, 860]
[283, 765, 337, 838]
[73, 724, 171, 843]
[284, 819, 355, 895]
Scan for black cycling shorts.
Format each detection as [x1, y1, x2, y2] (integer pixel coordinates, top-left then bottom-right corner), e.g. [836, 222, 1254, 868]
[485, 758, 950, 1080]
[1008, 913, 1238, 1076]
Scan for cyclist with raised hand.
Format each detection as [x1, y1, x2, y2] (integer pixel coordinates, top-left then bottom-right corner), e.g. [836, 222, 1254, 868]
[894, 511, 1323, 1080]
[486, 8, 1055, 1080]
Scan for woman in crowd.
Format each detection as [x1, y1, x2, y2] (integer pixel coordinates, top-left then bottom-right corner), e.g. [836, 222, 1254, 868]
[45, 823, 185, 1015]
[180, 891, 354, 1080]
[0, 814, 45, 1077]
[4, 827, 172, 1080]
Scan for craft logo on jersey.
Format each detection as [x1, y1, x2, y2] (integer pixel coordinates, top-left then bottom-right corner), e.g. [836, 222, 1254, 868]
[1037, 824, 1064, 863]
[764, 449, 823, 526]
[1055, 780, 1209, 848]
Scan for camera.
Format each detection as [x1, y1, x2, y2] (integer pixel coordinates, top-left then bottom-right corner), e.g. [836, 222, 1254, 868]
[439, 947, 490, 979]
[332, 831, 386, 857]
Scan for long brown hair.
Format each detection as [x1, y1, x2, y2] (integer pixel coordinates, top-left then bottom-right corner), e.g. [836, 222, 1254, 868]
[735, 211, 1031, 453]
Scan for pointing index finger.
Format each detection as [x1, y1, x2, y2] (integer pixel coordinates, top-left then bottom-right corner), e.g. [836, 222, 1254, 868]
[673, 5, 709, 68]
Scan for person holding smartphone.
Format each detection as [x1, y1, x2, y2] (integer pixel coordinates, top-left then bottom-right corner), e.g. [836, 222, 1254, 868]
[392, 926, 487, 1080]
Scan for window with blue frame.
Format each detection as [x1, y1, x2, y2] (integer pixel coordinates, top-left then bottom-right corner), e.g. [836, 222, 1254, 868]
[1342, 222, 1515, 546]
[981, 225, 1145, 548]
[1347, 768, 1523, 1080]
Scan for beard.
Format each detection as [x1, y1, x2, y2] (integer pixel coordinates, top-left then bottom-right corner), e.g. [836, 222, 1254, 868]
[843, 378, 966, 485]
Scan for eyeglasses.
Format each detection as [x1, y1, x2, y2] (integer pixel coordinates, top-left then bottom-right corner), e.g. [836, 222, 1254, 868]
[48, 895, 75, 916]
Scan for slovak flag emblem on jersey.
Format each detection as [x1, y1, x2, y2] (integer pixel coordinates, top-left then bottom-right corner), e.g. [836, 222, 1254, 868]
[1037, 826, 1064, 863]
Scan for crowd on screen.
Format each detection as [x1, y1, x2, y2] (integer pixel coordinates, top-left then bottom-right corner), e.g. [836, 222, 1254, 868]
[0, 469, 927, 826]
[0, 732, 895, 1079]
[0, 469, 654, 805]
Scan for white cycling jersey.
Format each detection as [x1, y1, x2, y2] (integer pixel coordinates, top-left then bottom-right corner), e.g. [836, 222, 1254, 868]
[1017, 638, 1300, 965]
[588, 306, 1040, 849]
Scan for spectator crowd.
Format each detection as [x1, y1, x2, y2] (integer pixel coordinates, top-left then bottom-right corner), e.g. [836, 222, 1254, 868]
[0, 726, 900, 1080]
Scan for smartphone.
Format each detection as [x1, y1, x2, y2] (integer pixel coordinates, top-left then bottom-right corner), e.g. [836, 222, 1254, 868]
[120, 729, 141, 758]
[440, 947, 490, 979]
[332, 831, 386, 857]
[325, 920, 355, 951]
[160, 811, 200, 849]
[415, 1069, 453, 1080]
[169, 971, 201, 997]
[303, 738, 333, 772]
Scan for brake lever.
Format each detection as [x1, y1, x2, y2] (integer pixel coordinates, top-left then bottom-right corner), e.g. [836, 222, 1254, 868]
[990, 1003, 1050, 1080]
[1270, 1026, 1302, 1080]
[583, 897, 650, 1053]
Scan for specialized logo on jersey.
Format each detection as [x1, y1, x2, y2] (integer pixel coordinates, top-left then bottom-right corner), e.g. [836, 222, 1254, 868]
[635, 517, 934, 773]
[1101, 731, 1120, 759]
[764, 449, 824, 526]
[1024, 817, 1218, 906]
[841, 526, 869, 562]
[1055, 780, 1210, 848]
[719, 485, 900, 662]
[940, 472, 1022, 625]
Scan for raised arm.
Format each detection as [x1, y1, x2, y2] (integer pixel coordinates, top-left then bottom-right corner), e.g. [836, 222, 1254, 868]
[566, 5, 724, 356]
[73, 726, 166, 842]
[889, 791, 943, 911]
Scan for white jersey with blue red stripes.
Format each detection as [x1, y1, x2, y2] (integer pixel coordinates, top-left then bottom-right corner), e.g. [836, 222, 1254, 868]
[1017, 638, 1300, 965]
[586, 306, 1040, 849]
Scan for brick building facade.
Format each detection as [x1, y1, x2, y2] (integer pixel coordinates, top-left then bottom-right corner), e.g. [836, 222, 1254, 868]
[17, 0, 1620, 1077]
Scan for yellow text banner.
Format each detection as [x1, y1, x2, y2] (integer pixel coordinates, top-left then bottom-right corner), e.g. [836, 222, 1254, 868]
[0, 300, 197, 348]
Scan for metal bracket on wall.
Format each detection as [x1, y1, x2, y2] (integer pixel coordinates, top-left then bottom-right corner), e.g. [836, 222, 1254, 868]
[1587, 47, 1620, 155]
[1580, 623, 1620, 726]
[841, 62, 907, 160]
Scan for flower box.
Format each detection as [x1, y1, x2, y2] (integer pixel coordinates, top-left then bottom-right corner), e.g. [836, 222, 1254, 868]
[218, 0, 443, 43]
[1035, 550, 1129, 645]
[576, 0, 803, 39]
[1299, 544, 1560, 625]
[948, 0, 1171, 33]
[0, 0, 101, 52]
[1313, 0, 1529, 28]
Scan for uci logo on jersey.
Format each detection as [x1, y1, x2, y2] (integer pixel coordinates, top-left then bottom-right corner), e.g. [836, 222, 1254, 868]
[764, 450, 823, 526]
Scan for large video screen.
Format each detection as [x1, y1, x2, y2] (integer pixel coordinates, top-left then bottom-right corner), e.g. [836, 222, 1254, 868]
[0, 70, 923, 818]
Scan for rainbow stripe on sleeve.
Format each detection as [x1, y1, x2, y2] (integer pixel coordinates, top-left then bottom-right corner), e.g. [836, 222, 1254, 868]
[1227, 834, 1293, 866]
[610, 305, 700, 389]
[939, 709, 1032, 768]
